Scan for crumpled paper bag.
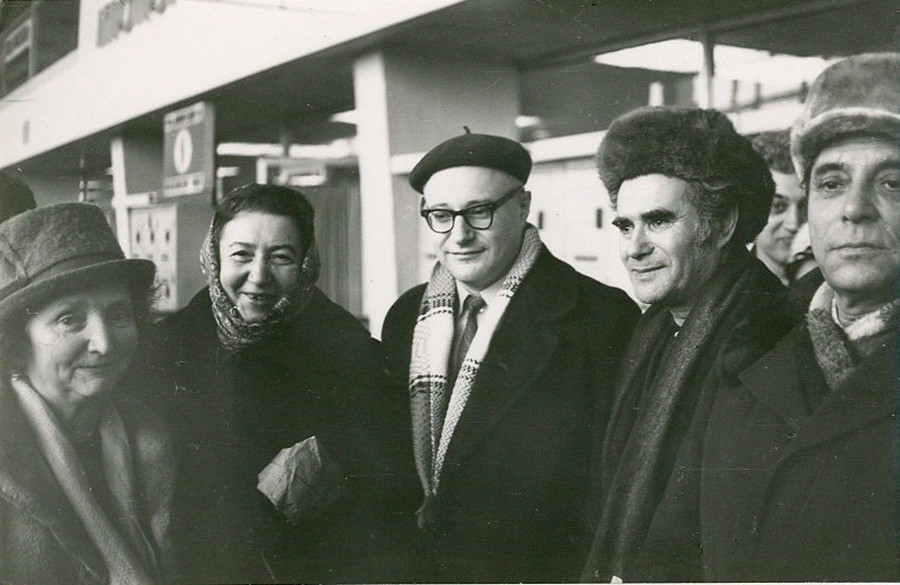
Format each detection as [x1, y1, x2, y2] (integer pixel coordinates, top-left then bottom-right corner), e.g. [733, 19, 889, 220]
[257, 436, 345, 525]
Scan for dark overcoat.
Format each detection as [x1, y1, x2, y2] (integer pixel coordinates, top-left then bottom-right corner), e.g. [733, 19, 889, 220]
[147, 287, 408, 584]
[382, 246, 639, 583]
[0, 389, 176, 585]
[582, 254, 796, 582]
[702, 323, 899, 581]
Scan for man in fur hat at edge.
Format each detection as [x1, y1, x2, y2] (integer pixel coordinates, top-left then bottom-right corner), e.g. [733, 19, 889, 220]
[699, 53, 900, 581]
[581, 107, 798, 582]
[381, 131, 639, 583]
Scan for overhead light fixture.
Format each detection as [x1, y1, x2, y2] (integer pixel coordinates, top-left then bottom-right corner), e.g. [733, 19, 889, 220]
[217, 138, 355, 159]
[516, 115, 543, 128]
[594, 39, 836, 88]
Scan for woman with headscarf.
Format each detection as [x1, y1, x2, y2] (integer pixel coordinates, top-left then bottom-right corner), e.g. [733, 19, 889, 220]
[148, 184, 409, 584]
[0, 203, 175, 585]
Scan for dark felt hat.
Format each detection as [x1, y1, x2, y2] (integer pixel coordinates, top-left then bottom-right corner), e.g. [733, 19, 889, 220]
[409, 132, 532, 193]
[0, 202, 155, 324]
[791, 53, 900, 180]
[596, 106, 774, 245]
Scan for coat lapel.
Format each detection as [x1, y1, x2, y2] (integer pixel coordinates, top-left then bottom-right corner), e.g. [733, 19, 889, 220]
[743, 326, 894, 461]
[779, 342, 893, 460]
[737, 325, 895, 524]
[439, 250, 574, 473]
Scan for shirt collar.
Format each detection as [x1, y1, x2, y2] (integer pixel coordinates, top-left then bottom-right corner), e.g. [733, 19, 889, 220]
[455, 271, 509, 311]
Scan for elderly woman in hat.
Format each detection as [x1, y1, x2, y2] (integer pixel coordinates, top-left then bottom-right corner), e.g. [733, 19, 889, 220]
[0, 203, 175, 585]
[149, 183, 406, 584]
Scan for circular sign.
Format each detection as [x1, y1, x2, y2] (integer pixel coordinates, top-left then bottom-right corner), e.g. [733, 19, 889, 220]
[173, 128, 193, 175]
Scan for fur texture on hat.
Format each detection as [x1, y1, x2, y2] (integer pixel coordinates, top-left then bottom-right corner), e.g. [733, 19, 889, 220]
[597, 106, 774, 245]
[0, 203, 155, 325]
[791, 53, 900, 181]
[409, 132, 532, 193]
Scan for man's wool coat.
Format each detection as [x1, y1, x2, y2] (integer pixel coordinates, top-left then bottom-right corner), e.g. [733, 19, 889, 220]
[382, 246, 639, 583]
[701, 323, 899, 581]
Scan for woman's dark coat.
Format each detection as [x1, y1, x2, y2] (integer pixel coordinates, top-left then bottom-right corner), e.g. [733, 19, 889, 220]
[701, 323, 899, 581]
[382, 246, 640, 583]
[147, 287, 407, 584]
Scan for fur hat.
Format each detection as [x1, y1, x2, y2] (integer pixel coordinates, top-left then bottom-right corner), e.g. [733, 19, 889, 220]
[791, 53, 900, 181]
[409, 131, 531, 193]
[0, 203, 155, 325]
[597, 106, 774, 245]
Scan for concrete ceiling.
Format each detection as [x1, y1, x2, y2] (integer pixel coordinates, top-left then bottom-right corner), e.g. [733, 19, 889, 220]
[16, 0, 897, 177]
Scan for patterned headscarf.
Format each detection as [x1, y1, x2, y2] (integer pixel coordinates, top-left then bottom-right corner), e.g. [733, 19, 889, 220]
[199, 191, 321, 352]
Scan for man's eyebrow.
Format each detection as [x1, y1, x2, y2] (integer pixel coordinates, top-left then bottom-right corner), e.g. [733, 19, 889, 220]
[611, 217, 631, 228]
[873, 159, 900, 173]
[423, 198, 493, 211]
[812, 158, 900, 178]
[810, 161, 847, 177]
[641, 209, 677, 223]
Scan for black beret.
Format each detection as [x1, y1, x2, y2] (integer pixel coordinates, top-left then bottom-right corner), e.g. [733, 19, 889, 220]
[409, 133, 532, 193]
[597, 106, 774, 245]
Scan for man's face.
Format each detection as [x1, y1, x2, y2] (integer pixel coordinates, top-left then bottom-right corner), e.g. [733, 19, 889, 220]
[613, 174, 728, 317]
[422, 166, 530, 292]
[808, 138, 900, 311]
[755, 170, 806, 271]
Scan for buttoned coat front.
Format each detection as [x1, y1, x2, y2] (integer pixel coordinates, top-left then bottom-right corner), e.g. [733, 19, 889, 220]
[702, 324, 899, 581]
[382, 247, 639, 583]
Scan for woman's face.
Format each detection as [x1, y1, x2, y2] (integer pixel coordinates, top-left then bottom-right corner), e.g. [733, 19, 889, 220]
[218, 211, 303, 323]
[22, 283, 138, 413]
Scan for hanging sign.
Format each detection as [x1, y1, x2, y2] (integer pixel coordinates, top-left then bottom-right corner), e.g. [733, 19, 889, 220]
[163, 101, 214, 199]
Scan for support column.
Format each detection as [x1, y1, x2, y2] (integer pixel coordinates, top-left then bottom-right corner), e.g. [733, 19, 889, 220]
[698, 29, 716, 108]
[353, 49, 519, 336]
[354, 52, 398, 336]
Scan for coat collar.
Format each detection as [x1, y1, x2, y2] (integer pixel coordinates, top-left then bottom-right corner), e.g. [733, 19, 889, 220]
[438, 248, 577, 471]
[739, 324, 895, 460]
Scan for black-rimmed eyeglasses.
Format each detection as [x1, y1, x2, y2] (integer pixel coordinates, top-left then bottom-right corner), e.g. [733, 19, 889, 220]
[420, 186, 523, 234]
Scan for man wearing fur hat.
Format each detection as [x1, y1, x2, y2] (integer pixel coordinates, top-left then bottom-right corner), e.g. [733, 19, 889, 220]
[382, 132, 639, 582]
[701, 53, 900, 581]
[581, 107, 797, 582]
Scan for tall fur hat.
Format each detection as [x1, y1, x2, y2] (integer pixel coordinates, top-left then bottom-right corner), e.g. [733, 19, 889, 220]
[791, 53, 900, 181]
[597, 106, 774, 245]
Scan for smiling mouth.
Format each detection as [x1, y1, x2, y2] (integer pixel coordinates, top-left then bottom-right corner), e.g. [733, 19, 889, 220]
[242, 292, 276, 302]
[631, 266, 663, 274]
[833, 243, 886, 253]
[77, 364, 116, 373]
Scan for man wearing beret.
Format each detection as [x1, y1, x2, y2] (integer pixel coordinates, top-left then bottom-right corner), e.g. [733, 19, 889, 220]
[701, 53, 900, 581]
[382, 132, 639, 582]
[581, 107, 797, 582]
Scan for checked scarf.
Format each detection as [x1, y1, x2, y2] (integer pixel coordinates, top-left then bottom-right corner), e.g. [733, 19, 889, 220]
[409, 225, 542, 524]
